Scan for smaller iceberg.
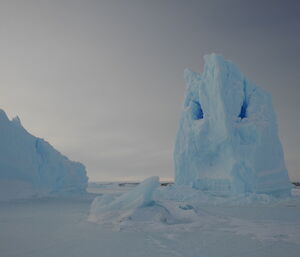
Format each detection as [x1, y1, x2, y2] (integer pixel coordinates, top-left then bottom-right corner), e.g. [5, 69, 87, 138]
[88, 176, 160, 224]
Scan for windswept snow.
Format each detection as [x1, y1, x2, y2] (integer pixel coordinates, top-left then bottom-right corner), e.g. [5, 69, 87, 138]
[0, 182, 299, 257]
[88, 179, 299, 241]
[0, 109, 88, 201]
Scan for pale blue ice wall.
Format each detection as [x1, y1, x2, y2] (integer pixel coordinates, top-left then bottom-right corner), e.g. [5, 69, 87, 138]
[174, 54, 291, 196]
[0, 110, 88, 195]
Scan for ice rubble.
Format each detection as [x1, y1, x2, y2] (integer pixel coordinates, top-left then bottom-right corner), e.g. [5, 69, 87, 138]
[174, 54, 291, 197]
[88, 176, 160, 224]
[0, 110, 88, 201]
[89, 177, 204, 227]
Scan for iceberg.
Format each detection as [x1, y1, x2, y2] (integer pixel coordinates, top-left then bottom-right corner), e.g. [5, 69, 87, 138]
[174, 54, 291, 197]
[0, 109, 88, 200]
[88, 54, 293, 228]
[88, 176, 160, 224]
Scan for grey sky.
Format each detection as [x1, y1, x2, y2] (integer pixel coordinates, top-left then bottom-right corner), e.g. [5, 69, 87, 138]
[0, 0, 299, 181]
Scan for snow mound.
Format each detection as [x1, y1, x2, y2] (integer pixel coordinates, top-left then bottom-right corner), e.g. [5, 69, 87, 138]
[88, 176, 160, 224]
[88, 179, 202, 229]
[174, 54, 291, 197]
[0, 109, 88, 201]
[88, 181, 293, 231]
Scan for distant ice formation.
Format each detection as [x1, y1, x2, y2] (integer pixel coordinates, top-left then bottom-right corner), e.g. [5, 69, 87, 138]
[174, 54, 291, 196]
[0, 110, 88, 201]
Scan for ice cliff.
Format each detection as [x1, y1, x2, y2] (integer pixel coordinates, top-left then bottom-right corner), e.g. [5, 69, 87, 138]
[0, 110, 88, 200]
[174, 54, 291, 196]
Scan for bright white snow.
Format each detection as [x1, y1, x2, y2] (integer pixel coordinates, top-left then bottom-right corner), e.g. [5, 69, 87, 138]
[2, 183, 300, 257]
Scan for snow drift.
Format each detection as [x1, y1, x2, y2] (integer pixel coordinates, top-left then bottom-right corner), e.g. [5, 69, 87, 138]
[0, 110, 88, 200]
[174, 54, 291, 196]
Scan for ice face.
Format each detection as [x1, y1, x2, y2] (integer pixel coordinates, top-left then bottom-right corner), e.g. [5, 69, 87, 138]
[0, 110, 88, 200]
[89, 176, 160, 224]
[174, 54, 291, 196]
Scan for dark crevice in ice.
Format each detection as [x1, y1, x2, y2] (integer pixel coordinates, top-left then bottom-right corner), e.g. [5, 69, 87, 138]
[239, 99, 248, 119]
[239, 80, 248, 119]
[191, 100, 204, 120]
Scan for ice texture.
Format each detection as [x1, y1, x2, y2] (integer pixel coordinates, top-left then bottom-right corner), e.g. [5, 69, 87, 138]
[0, 109, 88, 200]
[89, 176, 160, 224]
[174, 54, 291, 196]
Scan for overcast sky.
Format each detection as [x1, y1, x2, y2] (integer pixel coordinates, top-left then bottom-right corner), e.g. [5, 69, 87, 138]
[0, 0, 299, 182]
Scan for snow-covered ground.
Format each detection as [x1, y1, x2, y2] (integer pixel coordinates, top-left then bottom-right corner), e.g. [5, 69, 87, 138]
[0, 183, 300, 257]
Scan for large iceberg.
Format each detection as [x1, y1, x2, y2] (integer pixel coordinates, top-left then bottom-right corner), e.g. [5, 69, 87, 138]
[0, 110, 88, 200]
[174, 54, 291, 197]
